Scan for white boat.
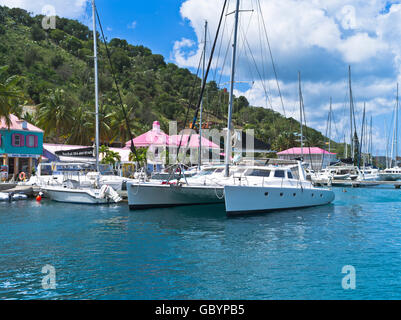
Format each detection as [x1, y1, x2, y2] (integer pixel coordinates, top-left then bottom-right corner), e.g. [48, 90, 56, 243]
[224, 162, 334, 215]
[378, 167, 401, 181]
[25, 162, 132, 192]
[42, 183, 121, 204]
[358, 167, 380, 182]
[220, 1, 334, 215]
[0, 193, 28, 201]
[127, 166, 230, 209]
[41, 1, 122, 205]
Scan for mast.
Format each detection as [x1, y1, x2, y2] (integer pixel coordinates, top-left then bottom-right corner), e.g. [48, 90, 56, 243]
[198, 20, 207, 170]
[92, 0, 100, 172]
[329, 97, 332, 154]
[359, 102, 365, 168]
[369, 116, 373, 164]
[298, 71, 304, 158]
[394, 82, 398, 167]
[348, 65, 354, 160]
[224, 0, 240, 177]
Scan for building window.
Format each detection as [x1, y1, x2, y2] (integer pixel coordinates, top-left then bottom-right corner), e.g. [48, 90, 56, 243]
[26, 135, 37, 148]
[12, 134, 24, 147]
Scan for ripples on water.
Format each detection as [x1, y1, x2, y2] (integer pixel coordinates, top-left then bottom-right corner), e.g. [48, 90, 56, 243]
[1, 186, 401, 299]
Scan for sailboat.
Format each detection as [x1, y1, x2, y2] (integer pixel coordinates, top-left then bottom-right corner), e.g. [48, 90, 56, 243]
[41, 0, 122, 204]
[379, 83, 401, 181]
[128, 0, 334, 214]
[223, 23, 334, 216]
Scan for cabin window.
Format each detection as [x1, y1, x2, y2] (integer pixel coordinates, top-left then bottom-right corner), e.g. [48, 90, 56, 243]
[274, 170, 285, 178]
[245, 169, 271, 177]
[287, 172, 293, 179]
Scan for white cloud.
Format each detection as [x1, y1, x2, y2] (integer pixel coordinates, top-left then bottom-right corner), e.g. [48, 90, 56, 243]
[128, 21, 137, 30]
[173, 0, 401, 154]
[0, 0, 88, 19]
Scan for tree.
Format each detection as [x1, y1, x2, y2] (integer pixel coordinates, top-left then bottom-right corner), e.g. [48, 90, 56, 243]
[100, 145, 121, 165]
[31, 24, 46, 41]
[0, 66, 25, 127]
[37, 88, 74, 143]
[129, 147, 148, 168]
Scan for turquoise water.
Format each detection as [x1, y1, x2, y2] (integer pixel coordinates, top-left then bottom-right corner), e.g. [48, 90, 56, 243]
[1, 186, 401, 300]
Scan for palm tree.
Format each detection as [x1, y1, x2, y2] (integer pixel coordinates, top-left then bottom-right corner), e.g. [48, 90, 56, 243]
[37, 88, 74, 143]
[109, 103, 135, 144]
[67, 103, 91, 145]
[0, 66, 25, 127]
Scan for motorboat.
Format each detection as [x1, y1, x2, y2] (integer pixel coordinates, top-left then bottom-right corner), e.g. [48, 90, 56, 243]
[378, 167, 401, 181]
[0, 192, 28, 202]
[25, 162, 133, 191]
[41, 182, 121, 204]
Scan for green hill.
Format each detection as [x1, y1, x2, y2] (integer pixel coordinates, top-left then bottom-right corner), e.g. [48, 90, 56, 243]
[0, 5, 344, 156]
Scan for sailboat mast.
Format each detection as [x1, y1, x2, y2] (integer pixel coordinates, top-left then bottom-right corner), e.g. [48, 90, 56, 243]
[369, 116, 372, 164]
[329, 97, 332, 154]
[224, 0, 240, 177]
[348, 65, 354, 160]
[198, 20, 207, 170]
[298, 72, 304, 158]
[359, 102, 366, 168]
[92, 0, 100, 172]
[394, 82, 398, 166]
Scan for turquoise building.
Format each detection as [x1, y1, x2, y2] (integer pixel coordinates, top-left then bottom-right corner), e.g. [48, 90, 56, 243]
[0, 114, 44, 180]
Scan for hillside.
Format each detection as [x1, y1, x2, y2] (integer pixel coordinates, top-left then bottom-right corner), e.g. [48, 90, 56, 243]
[0, 5, 344, 155]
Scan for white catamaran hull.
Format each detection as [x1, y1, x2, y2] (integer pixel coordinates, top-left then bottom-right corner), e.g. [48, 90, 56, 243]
[127, 182, 224, 210]
[224, 185, 335, 215]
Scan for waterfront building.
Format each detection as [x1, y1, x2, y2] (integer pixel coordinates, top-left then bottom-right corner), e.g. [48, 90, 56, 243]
[0, 114, 44, 180]
[277, 147, 337, 171]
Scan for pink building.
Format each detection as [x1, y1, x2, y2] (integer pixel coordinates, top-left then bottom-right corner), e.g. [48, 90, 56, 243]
[277, 147, 337, 170]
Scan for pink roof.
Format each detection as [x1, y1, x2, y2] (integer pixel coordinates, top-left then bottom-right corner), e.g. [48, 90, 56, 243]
[277, 147, 336, 155]
[170, 134, 220, 149]
[0, 114, 43, 132]
[125, 130, 173, 148]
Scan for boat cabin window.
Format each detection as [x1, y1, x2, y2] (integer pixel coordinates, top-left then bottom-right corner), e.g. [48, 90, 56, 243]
[214, 168, 224, 174]
[245, 169, 271, 177]
[287, 171, 293, 179]
[274, 170, 285, 178]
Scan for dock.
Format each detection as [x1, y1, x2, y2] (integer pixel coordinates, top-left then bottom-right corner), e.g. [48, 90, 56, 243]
[0, 185, 41, 197]
[313, 180, 401, 189]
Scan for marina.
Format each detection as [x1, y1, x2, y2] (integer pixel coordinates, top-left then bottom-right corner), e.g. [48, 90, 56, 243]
[2, 0, 401, 303]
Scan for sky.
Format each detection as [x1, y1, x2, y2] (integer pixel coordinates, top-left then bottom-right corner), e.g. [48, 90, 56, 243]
[1, 0, 401, 156]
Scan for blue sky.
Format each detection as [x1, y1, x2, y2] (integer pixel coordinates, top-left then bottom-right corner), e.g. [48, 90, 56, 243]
[2, 0, 401, 156]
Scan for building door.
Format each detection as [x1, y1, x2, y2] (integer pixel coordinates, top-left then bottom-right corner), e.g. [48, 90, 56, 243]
[8, 157, 14, 177]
